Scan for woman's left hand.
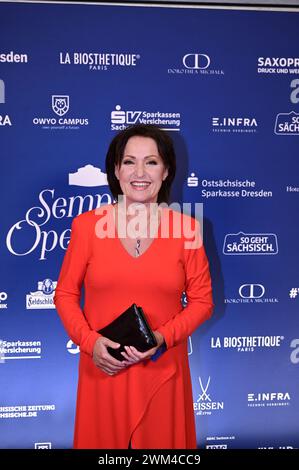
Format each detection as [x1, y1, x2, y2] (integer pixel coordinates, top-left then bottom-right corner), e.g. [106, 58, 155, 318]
[121, 331, 165, 366]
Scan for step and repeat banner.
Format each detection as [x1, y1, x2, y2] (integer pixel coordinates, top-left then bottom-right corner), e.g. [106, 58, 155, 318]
[0, 1, 298, 450]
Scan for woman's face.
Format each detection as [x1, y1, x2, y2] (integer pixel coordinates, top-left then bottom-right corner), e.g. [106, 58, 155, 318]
[114, 136, 168, 205]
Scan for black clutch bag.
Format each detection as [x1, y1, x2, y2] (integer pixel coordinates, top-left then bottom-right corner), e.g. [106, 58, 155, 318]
[97, 303, 157, 361]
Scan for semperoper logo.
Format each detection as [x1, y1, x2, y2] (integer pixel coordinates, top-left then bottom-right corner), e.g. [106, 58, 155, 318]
[52, 95, 69, 117]
[26, 279, 57, 309]
[274, 111, 299, 135]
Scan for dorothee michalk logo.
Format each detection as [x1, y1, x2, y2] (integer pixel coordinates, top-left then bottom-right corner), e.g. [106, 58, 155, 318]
[168, 53, 224, 76]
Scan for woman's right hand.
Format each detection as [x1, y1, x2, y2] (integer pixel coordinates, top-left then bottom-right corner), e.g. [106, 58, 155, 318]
[92, 336, 128, 376]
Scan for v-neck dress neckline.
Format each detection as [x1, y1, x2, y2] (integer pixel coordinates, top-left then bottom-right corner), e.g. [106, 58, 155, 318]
[111, 203, 164, 261]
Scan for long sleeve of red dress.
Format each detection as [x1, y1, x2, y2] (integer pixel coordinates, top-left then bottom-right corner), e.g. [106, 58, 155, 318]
[54, 216, 100, 357]
[158, 224, 213, 349]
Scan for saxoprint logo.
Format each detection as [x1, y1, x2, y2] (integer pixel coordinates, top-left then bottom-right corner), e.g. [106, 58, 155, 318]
[26, 279, 57, 309]
[32, 95, 89, 130]
[168, 53, 224, 76]
[248, 391, 291, 407]
[111, 105, 181, 131]
[59, 51, 140, 71]
[223, 232, 278, 255]
[258, 57, 299, 74]
[274, 111, 299, 135]
[193, 377, 224, 416]
[225, 284, 278, 305]
[212, 117, 258, 134]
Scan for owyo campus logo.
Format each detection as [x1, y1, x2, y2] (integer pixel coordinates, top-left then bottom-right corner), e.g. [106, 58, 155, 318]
[52, 95, 69, 116]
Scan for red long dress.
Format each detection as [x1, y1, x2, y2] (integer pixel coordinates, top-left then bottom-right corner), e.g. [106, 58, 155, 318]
[54, 204, 214, 449]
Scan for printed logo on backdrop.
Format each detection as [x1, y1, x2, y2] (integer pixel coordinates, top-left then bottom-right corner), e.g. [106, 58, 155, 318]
[211, 335, 284, 353]
[274, 111, 299, 136]
[290, 339, 299, 364]
[247, 391, 291, 408]
[187, 175, 273, 199]
[224, 284, 278, 304]
[289, 288, 299, 299]
[60, 51, 140, 71]
[168, 53, 224, 76]
[0, 339, 42, 362]
[286, 184, 299, 194]
[69, 165, 108, 186]
[212, 117, 258, 134]
[206, 444, 227, 449]
[257, 57, 299, 75]
[290, 78, 299, 104]
[67, 340, 80, 354]
[6, 168, 112, 260]
[0, 51, 28, 63]
[52, 95, 69, 116]
[258, 446, 294, 449]
[223, 232, 278, 255]
[35, 443, 52, 449]
[32, 95, 89, 130]
[0, 292, 8, 309]
[26, 279, 57, 309]
[0, 79, 4, 103]
[193, 376, 224, 416]
[0, 404, 55, 419]
[0, 78, 12, 126]
[0, 340, 4, 364]
[111, 105, 181, 131]
[206, 436, 235, 448]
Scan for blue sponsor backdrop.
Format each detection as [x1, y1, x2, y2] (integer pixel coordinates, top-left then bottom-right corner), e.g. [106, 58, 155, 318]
[0, 1, 298, 449]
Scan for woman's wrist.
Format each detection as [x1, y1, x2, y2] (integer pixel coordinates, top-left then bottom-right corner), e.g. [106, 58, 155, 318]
[154, 330, 165, 348]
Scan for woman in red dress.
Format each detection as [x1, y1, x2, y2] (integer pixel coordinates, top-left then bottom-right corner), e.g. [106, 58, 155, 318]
[54, 124, 214, 449]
